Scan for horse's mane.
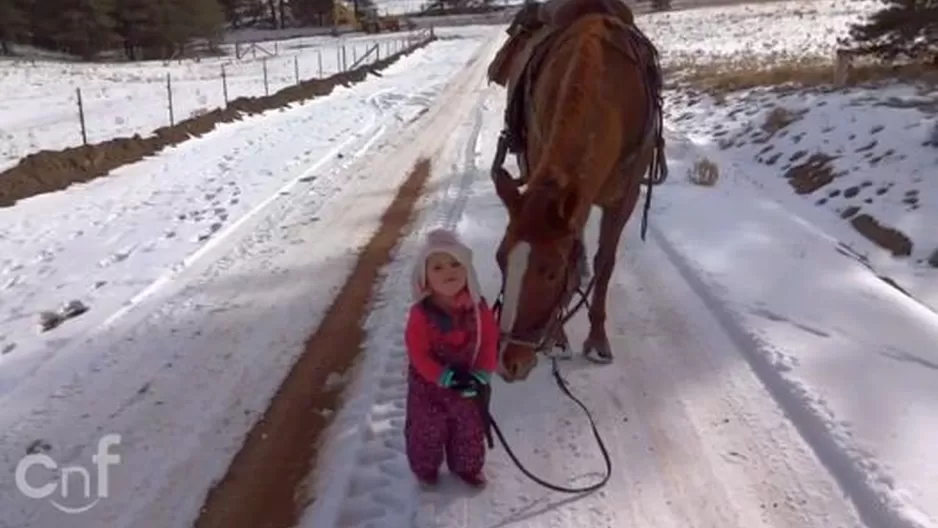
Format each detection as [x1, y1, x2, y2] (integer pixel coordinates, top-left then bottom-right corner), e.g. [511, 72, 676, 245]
[546, 0, 634, 27]
[513, 177, 577, 243]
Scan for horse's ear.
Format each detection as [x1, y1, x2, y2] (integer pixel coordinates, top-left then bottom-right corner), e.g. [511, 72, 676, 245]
[535, 185, 578, 237]
[488, 34, 524, 86]
[518, 176, 578, 237]
[556, 186, 580, 234]
[493, 167, 522, 216]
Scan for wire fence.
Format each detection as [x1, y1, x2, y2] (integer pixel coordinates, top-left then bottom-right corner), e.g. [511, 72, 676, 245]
[0, 30, 430, 168]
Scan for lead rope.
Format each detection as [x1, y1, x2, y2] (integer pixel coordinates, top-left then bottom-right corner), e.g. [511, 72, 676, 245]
[482, 263, 612, 494]
[480, 356, 612, 494]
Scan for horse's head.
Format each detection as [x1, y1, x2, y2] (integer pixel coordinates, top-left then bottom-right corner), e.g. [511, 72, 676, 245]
[493, 166, 583, 382]
[487, 3, 545, 86]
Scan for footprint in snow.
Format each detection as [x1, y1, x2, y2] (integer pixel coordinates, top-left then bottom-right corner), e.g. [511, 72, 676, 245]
[194, 223, 223, 242]
[3, 275, 21, 290]
[98, 248, 134, 267]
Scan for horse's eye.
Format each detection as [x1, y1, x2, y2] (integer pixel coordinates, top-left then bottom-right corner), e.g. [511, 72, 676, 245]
[537, 265, 557, 282]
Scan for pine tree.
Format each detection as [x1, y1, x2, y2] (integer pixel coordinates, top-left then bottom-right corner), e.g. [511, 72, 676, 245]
[180, 0, 226, 46]
[0, 0, 30, 55]
[841, 0, 938, 60]
[113, 0, 224, 59]
[33, 0, 119, 59]
[113, 0, 161, 59]
[291, 0, 335, 26]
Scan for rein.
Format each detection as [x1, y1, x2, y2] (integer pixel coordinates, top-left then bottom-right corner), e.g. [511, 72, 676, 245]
[479, 355, 612, 494]
[476, 204, 613, 494]
[495, 236, 596, 353]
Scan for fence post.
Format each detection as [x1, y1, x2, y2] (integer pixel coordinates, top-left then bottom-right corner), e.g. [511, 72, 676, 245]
[318, 50, 323, 78]
[263, 57, 269, 96]
[352, 45, 357, 66]
[76, 87, 88, 146]
[335, 46, 340, 73]
[294, 55, 299, 84]
[166, 72, 175, 126]
[221, 64, 229, 106]
[834, 49, 852, 86]
[342, 45, 347, 71]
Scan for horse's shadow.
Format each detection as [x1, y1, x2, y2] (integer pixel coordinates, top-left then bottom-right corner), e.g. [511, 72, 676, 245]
[484, 491, 593, 527]
[421, 474, 596, 528]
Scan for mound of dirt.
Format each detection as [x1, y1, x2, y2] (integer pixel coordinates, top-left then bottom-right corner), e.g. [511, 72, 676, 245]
[850, 213, 913, 257]
[0, 35, 435, 208]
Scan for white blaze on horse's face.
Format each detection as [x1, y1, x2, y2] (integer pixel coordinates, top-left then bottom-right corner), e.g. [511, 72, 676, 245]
[499, 241, 532, 361]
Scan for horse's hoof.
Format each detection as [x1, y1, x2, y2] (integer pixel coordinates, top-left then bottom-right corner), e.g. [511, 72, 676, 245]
[547, 342, 574, 360]
[582, 337, 613, 364]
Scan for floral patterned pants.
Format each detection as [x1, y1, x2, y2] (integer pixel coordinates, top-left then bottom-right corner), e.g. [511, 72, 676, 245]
[405, 374, 486, 481]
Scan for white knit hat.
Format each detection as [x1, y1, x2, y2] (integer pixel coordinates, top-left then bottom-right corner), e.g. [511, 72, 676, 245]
[411, 228, 483, 304]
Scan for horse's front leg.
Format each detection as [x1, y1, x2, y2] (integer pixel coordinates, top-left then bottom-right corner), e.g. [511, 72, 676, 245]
[583, 201, 631, 363]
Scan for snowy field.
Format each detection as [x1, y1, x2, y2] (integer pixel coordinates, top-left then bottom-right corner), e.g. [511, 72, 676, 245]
[637, 0, 879, 68]
[0, 29, 427, 171]
[2, 1, 938, 528]
[666, 86, 938, 311]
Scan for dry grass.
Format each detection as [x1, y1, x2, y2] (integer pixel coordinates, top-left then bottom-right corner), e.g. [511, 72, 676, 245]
[687, 157, 720, 186]
[668, 56, 938, 94]
[761, 106, 802, 135]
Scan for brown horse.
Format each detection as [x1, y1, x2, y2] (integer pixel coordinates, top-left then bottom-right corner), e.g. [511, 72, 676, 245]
[486, 0, 667, 382]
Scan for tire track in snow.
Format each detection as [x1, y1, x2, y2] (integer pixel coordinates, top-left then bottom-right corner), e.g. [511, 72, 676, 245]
[300, 86, 494, 528]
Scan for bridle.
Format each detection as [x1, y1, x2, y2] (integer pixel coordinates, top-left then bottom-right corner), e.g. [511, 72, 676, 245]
[491, 237, 596, 355]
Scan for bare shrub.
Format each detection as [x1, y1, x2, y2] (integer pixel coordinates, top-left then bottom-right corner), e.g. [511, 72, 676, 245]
[687, 157, 720, 187]
[928, 248, 938, 268]
[762, 106, 802, 135]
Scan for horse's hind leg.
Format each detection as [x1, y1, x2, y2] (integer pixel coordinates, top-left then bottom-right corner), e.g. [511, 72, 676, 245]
[582, 199, 632, 363]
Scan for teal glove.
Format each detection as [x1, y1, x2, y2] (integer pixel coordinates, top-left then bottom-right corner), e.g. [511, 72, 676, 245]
[439, 369, 490, 398]
[438, 367, 458, 388]
[469, 370, 490, 385]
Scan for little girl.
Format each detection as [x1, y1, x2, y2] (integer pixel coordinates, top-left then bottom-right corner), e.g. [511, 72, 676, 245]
[405, 228, 499, 488]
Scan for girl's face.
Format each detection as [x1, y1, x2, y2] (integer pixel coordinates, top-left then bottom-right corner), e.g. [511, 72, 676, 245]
[425, 251, 467, 298]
